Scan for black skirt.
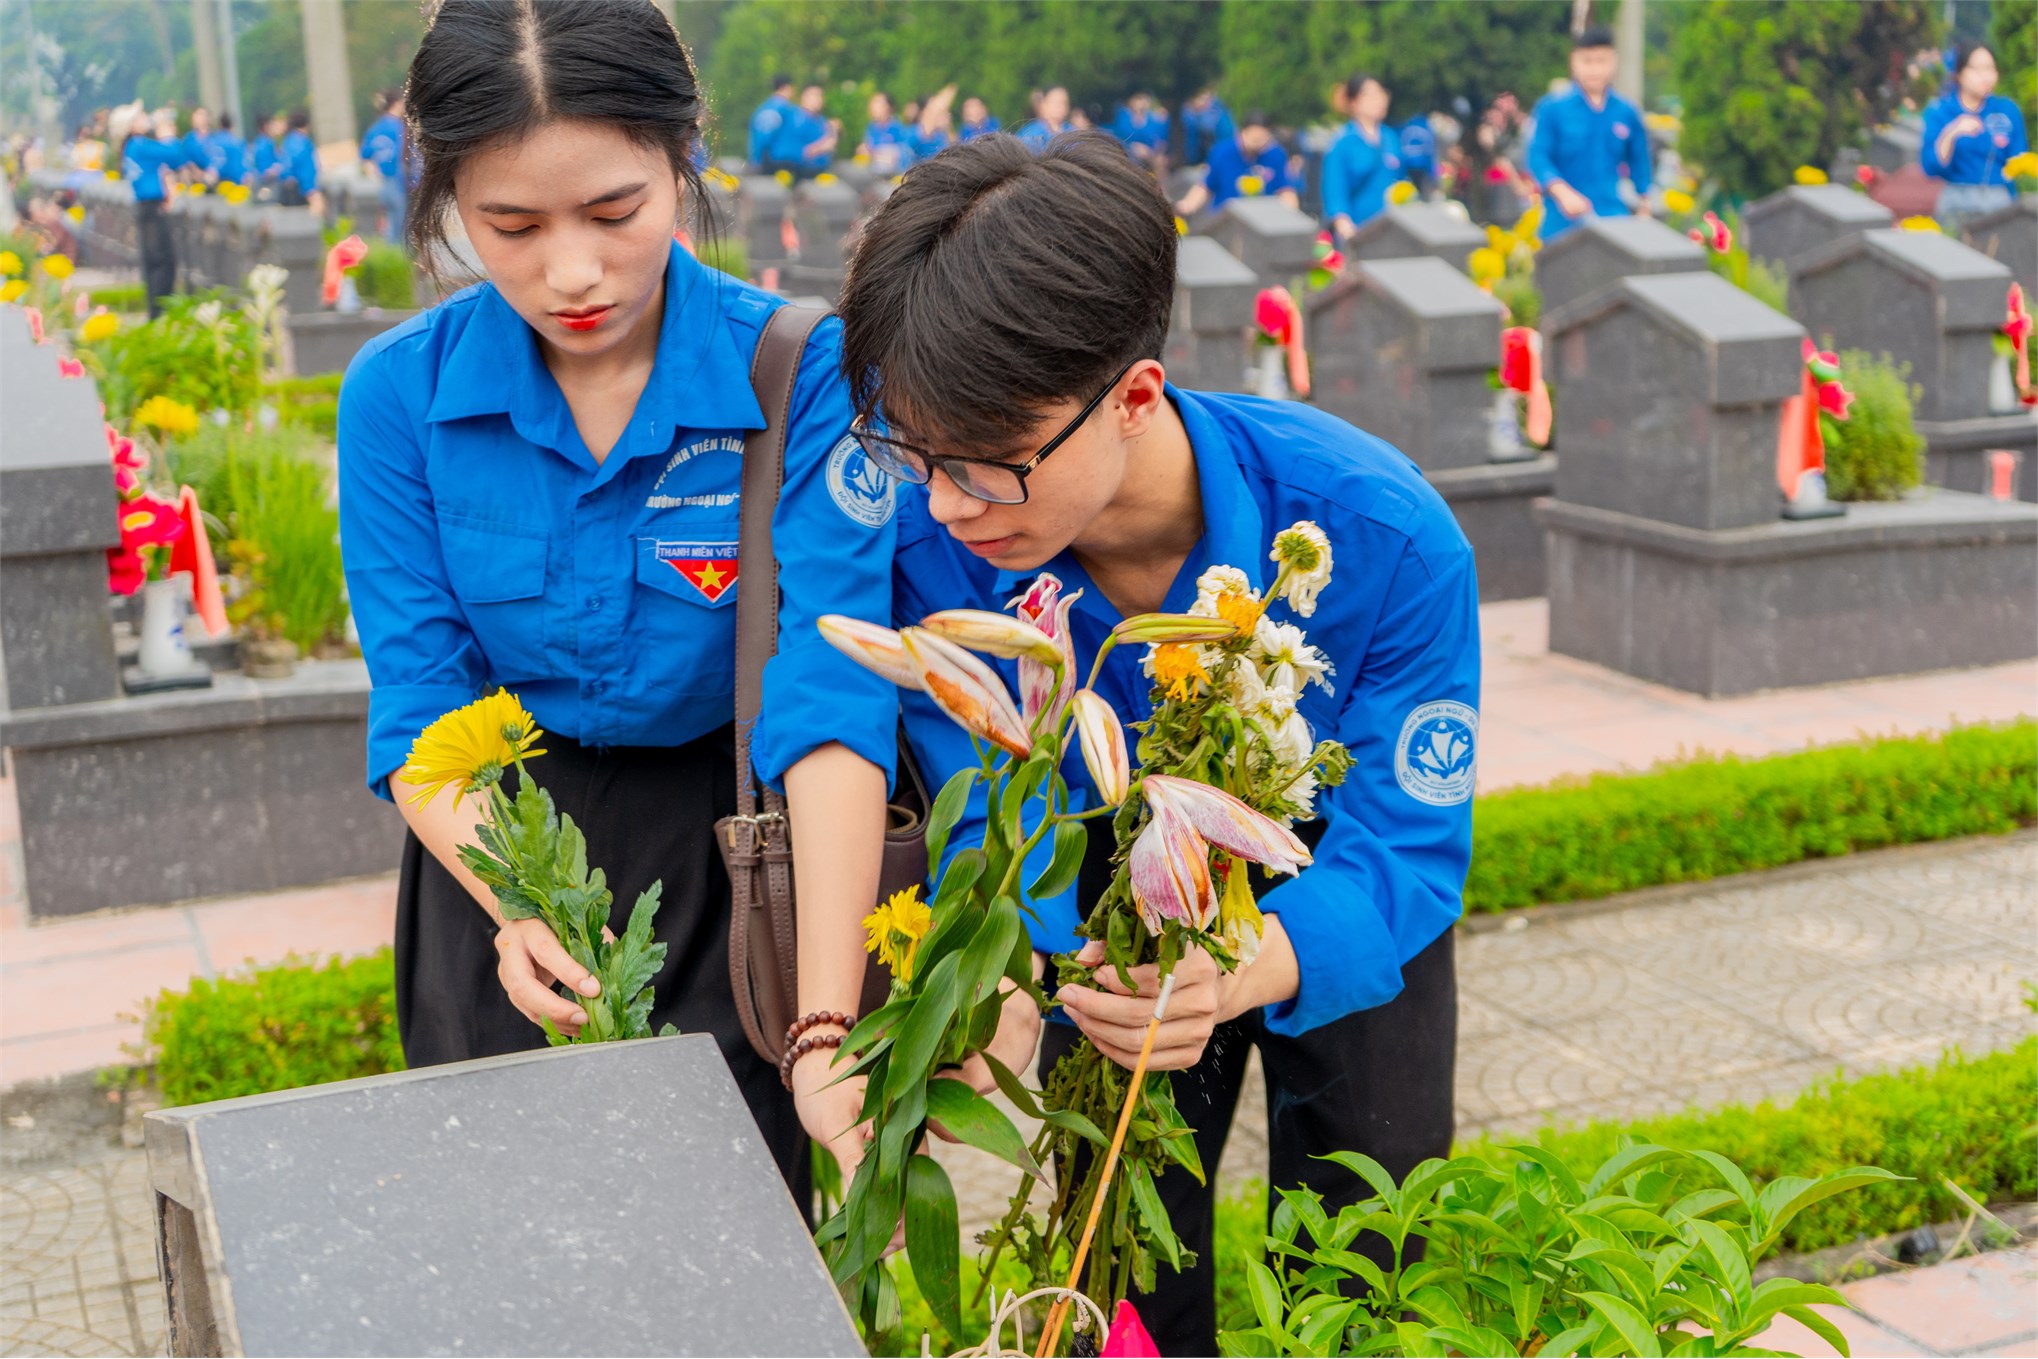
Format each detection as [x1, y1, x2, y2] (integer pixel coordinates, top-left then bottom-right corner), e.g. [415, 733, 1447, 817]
[393, 725, 808, 1197]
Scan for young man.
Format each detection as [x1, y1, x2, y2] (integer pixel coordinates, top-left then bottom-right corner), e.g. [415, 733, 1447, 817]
[1014, 86, 1071, 151]
[747, 75, 796, 169]
[1175, 110, 1301, 216]
[835, 131, 1475, 1356]
[1526, 25, 1652, 240]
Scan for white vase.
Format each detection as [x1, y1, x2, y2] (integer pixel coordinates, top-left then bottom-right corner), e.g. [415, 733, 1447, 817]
[1488, 389, 1526, 458]
[137, 576, 194, 677]
[1254, 346, 1290, 400]
[336, 273, 362, 314]
[1988, 350, 2017, 413]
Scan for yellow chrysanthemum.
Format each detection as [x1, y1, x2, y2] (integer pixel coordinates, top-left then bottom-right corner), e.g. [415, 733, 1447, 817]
[1898, 215, 1943, 234]
[1174, 214, 1189, 237]
[2005, 151, 2038, 181]
[0, 251, 19, 276]
[1151, 643, 1212, 702]
[1662, 188, 1695, 215]
[863, 886, 934, 983]
[0, 280, 25, 304]
[134, 395, 201, 438]
[1468, 246, 1506, 285]
[1793, 165, 1828, 186]
[80, 312, 120, 344]
[1386, 180, 1417, 205]
[217, 182, 249, 204]
[1237, 174, 1265, 198]
[39, 254, 74, 280]
[774, 169, 794, 187]
[66, 204, 85, 222]
[1213, 590, 1264, 635]
[401, 690, 547, 807]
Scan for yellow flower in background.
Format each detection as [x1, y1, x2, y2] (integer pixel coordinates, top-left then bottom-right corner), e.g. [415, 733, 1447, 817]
[1174, 214, 1189, 237]
[774, 169, 794, 187]
[1468, 246, 1506, 285]
[863, 886, 933, 983]
[1663, 188, 1696, 215]
[134, 395, 200, 437]
[1794, 165, 1829, 186]
[401, 690, 548, 807]
[104, 169, 121, 181]
[2005, 151, 2038, 181]
[1898, 215, 1943, 233]
[66, 204, 85, 222]
[217, 182, 249, 204]
[187, 182, 209, 196]
[816, 172, 839, 185]
[39, 254, 74, 280]
[1237, 173, 1265, 198]
[1485, 223, 1516, 254]
[80, 312, 120, 343]
[0, 251, 19, 276]
[1386, 180, 1417, 205]
[0, 280, 25, 304]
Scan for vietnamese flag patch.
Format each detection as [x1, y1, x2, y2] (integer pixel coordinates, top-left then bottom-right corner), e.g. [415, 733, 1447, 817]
[666, 556, 739, 602]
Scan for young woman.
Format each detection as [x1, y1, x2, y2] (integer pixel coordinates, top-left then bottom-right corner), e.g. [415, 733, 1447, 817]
[1924, 42, 2029, 235]
[1321, 74, 1403, 240]
[337, 0, 897, 1197]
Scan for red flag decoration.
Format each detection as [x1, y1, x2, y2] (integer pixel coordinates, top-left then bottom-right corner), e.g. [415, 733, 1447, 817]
[1778, 338, 1854, 506]
[2005, 283, 2034, 406]
[1101, 1300, 1161, 1358]
[321, 233, 368, 307]
[167, 485, 229, 637]
[1254, 286, 1311, 398]
[654, 541, 740, 603]
[1688, 211, 1732, 254]
[1499, 325, 1553, 447]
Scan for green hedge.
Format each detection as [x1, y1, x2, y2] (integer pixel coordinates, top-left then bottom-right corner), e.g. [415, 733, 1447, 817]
[1465, 721, 2036, 913]
[137, 951, 404, 1107]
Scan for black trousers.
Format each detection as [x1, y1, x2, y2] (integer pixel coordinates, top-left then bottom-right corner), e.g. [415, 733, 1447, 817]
[1041, 838, 1458, 1357]
[393, 727, 810, 1206]
[136, 199, 176, 318]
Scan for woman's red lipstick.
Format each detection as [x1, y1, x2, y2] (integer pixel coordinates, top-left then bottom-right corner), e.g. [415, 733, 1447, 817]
[554, 305, 613, 332]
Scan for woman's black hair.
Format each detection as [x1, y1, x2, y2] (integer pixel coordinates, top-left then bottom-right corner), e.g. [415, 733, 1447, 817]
[287, 108, 310, 131]
[835, 130, 1176, 451]
[1952, 41, 1994, 78]
[403, 0, 708, 277]
[1342, 72, 1385, 103]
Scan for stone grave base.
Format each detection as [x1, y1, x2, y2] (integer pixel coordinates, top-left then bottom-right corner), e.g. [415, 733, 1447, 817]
[1430, 454, 1556, 602]
[784, 264, 846, 301]
[0, 660, 402, 918]
[1918, 412, 2038, 504]
[286, 309, 421, 377]
[1538, 490, 2038, 696]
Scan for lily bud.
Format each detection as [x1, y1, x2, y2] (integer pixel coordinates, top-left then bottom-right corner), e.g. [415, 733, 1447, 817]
[1071, 690, 1130, 806]
[901, 628, 1032, 757]
[919, 609, 1064, 667]
[1111, 614, 1240, 645]
[818, 615, 923, 691]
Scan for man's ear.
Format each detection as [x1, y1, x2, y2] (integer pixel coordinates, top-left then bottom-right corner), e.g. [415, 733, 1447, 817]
[1116, 359, 1168, 440]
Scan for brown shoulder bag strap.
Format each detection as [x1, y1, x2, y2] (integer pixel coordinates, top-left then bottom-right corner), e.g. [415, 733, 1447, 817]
[727, 302, 829, 1064]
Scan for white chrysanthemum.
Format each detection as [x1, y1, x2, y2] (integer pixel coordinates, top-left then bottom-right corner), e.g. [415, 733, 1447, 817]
[1190, 564, 1254, 618]
[1273, 709, 1315, 771]
[1285, 768, 1319, 821]
[1255, 619, 1334, 697]
[1269, 522, 1333, 617]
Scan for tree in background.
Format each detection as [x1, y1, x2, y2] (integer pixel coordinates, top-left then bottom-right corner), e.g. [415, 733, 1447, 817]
[1672, 0, 1941, 199]
[1990, 0, 2035, 125]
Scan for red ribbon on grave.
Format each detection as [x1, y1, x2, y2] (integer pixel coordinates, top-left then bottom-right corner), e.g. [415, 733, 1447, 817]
[321, 233, 367, 307]
[1101, 1301, 1160, 1358]
[167, 485, 229, 638]
[1500, 325, 1553, 447]
[1254, 286, 1311, 397]
[2005, 283, 2034, 406]
[1777, 338, 1854, 499]
[1688, 210, 1731, 254]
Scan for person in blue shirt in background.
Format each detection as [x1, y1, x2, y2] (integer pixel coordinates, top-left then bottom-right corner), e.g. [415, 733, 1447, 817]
[1924, 41, 2029, 234]
[1173, 110, 1300, 218]
[208, 111, 247, 187]
[1181, 86, 1236, 166]
[360, 89, 412, 243]
[748, 74, 796, 168]
[1398, 113, 1437, 195]
[835, 131, 1475, 1357]
[1015, 86, 1072, 152]
[959, 96, 1000, 142]
[179, 106, 220, 186]
[903, 86, 958, 168]
[278, 108, 319, 207]
[1111, 91, 1171, 173]
[340, 0, 898, 1198]
[122, 108, 193, 316]
[251, 112, 284, 191]
[858, 90, 911, 174]
[1321, 73, 1402, 241]
[1526, 26, 1652, 240]
[762, 83, 839, 179]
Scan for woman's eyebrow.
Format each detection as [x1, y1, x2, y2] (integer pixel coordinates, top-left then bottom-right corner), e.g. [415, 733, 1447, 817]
[474, 182, 648, 215]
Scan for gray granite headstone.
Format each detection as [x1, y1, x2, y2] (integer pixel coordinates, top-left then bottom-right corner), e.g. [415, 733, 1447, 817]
[1346, 204, 1486, 275]
[1789, 228, 2013, 422]
[1544, 271, 1804, 531]
[1961, 196, 2036, 301]
[1207, 197, 1320, 285]
[1309, 256, 1505, 470]
[1535, 215, 1708, 319]
[146, 1035, 863, 1358]
[287, 309, 422, 377]
[740, 175, 793, 279]
[1166, 236, 1257, 392]
[253, 207, 326, 316]
[1866, 124, 1922, 174]
[1742, 184, 1892, 270]
[0, 310, 121, 711]
[789, 178, 861, 299]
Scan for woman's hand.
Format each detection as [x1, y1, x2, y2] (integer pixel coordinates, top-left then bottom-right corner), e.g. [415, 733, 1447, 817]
[793, 1044, 907, 1256]
[941, 981, 1043, 1116]
[1056, 940, 1228, 1071]
[494, 917, 601, 1036]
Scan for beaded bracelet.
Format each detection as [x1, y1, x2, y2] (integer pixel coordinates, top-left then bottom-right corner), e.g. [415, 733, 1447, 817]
[783, 1009, 855, 1051]
[780, 1010, 855, 1091]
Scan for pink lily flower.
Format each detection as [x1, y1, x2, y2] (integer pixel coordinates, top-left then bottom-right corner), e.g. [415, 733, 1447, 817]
[900, 627, 1032, 757]
[1128, 775, 1311, 932]
[1008, 573, 1082, 731]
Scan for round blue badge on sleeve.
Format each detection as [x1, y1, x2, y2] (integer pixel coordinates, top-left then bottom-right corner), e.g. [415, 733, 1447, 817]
[1395, 701, 1478, 806]
[827, 435, 897, 527]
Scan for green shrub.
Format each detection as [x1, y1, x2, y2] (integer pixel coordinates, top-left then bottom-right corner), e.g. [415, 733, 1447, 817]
[266, 372, 346, 440]
[136, 950, 405, 1107]
[80, 290, 259, 422]
[88, 282, 148, 313]
[1466, 1037, 2037, 1256]
[1489, 269, 1540, 329]
[697, 232, 749, 283]
[356, 239, 418, 311]
[160, 419, 323, 529]
[1822, 349, 1925, 502]
[1465, 721, 2036, 913]
[229, 441, 347, 653]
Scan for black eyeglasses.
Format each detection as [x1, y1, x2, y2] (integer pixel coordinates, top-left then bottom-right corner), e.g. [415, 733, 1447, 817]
[852, 361, 1138, 506]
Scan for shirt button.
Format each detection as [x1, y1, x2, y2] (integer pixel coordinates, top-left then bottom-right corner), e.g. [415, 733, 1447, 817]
[588, 596, 603, 611]
[588, 680, 604, 695]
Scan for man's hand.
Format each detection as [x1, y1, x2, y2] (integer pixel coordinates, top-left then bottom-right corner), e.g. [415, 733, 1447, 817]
[1549, 181, 1592, 220]
[494, 917, 601, 1036]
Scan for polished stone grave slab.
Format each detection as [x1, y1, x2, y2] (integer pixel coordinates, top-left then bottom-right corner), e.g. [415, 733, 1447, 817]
[1346, 203, 1485, 274]
[1168, 236, 1258, 393]
[1742, 183, 1892, 271]
[1536, 215, 1708, 320]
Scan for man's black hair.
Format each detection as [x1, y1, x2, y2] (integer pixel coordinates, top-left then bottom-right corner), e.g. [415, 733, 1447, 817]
[1574, 24, 1615, 50]
[1240, 109, 1272, 131]
[771, 73, 794, 92]
[836, 130, 1176, 451]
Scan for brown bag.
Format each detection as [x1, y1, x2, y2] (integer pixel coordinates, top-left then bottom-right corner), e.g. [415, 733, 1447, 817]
[717, 303, 929, 1065]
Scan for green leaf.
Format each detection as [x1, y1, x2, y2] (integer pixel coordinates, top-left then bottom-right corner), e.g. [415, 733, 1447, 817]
[903, 1153, 962, 1343]
[924, 1077, 1043, 1180]
[954, 894, 1021, 1011]
[1537, 1320, 1603, 1358]
[1587, 1144, 1686, 1197]
[1501, 1143, 1586, 1205]
[1296, 1300, 1359, 1352]
[1318, 1149, 1403, 1207]
[1669, 1189, 1742, 1222]
[1685, 1217, 1752, 1312]
[1689, 1150, 1756, 1208]
[882, 952, 961, 1103]
[1404, 1285, 1470, 1332]
[934, 846, 987, 902]
[1026, 820, 1089, 901]
[976, 1050, 1044, 1119]
[1127, 1162, 1182, 1271]
[925, 767, 978, 868]
[1779, 1304, 1851, 1356]
[1756, 1169, 1907, 1250]
[1580, 1291, 1663, 1358]
[1244, 1258, 1294, 1347]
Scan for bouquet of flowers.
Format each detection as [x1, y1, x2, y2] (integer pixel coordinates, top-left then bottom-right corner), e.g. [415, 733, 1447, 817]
[816, 522, 1349, 1354]
[402, 691, 675, 1044]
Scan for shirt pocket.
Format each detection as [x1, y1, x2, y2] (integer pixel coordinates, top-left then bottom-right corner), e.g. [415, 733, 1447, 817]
[634, 529, 741, 697]
[436, 510, 552, 681]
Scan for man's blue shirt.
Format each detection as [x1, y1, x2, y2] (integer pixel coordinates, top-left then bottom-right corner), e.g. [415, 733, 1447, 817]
[960, 117, 1002, 143]
[1204, 136, 1295, 208]
[123, 136, 191, 201]
[1111, 106, 1170, 155]
[1398, 118, 1437, 175]
[338, 240, 899, 801]
[748, 94, 793, 165]
[1015, 119, 1065, 153]
[1526, 86, 1651, 239]
[252, 137, 279, 181]
[1320, 122, 1402, 229]
[892, 388, 1480, 1035]
[1183, 99, 1236, 165]
[360, 113, 406, 182]
[208, 130, 247, 184]
[281, 129, 319, 193]
[1921, 91, 2029, 189]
